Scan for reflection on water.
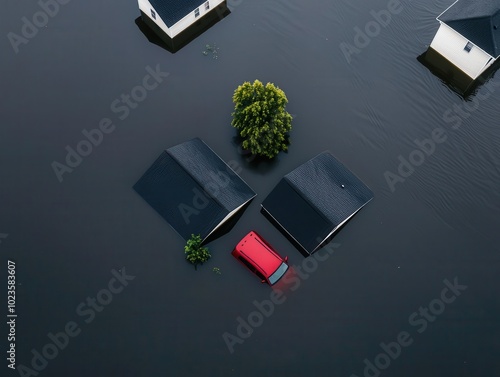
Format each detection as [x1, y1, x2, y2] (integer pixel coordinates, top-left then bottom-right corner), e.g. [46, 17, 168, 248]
[417, 48, 476, 95]
[418, 47, 500, 97]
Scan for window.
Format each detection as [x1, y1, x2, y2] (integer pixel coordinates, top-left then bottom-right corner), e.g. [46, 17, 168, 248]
[151, 9, 156, 20]
[238, 257, 265, 281]
[238, 256, 254, 272]
[194, 7, 200, 17]
[255, 270, 265, 281]
[464, 42, 473, 53]
[205, 1, 210, 10]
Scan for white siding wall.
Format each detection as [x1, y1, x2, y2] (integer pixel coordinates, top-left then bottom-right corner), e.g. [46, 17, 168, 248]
[138, 0, 225, 39]
[170, 0, 225, 37]
[430, 23, 494, 79]
[138, 0, 172, 37]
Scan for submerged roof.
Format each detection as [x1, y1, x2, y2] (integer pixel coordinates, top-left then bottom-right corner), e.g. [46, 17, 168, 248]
[261, 152, 374, 255]
[134, 138, 256, 241]
[149, 0, 206, 27]
[438, 0, 500, 57]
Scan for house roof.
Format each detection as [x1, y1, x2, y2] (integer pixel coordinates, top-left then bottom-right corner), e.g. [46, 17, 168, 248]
[149, 0, 206, 28]
[133, 138, 256, 241]
[261, 152, 374, 255]
[438, 0, 500, 57]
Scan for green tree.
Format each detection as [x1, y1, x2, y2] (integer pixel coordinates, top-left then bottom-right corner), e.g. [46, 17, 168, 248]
[184, 234, 211, 269]
[231, 80, 292, 158]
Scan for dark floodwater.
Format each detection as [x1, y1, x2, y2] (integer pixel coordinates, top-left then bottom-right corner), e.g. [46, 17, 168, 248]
[1, 0, 500, 376]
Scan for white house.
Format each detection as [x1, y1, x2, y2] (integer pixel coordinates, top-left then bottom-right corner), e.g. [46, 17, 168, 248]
[430, 0, 500, 80]
[138, 0, 226, 48]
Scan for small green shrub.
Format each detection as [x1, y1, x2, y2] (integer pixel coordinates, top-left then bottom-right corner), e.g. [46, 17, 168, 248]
[184, 234, 211, 269]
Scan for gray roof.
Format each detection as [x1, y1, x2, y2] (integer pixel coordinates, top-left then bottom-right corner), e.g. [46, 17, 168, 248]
[149, 0, 206, 27]
[261, 152, 374, 255]
[438, 0, 500, 57]
[134, 138, 256, 241]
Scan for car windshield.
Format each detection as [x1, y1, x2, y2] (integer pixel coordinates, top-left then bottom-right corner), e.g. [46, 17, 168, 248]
[268, 262, 289, 285]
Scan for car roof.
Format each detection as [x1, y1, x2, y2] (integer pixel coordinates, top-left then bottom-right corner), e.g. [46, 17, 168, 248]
[236, 231, 283, 276]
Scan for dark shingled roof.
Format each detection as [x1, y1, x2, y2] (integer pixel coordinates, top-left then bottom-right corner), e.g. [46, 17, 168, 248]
[134, 138, 256, 241]
[438, 0, 500, 57]
[149, 0, 206, 27]
[261, 152, 374, 255]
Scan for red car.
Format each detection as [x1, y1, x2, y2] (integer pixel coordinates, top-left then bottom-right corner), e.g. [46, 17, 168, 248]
[232, 231, 289, 285]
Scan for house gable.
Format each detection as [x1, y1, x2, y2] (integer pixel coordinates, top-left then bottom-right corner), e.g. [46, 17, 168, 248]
[438, 0, 500, 58]
[430, 22, 494, 79]
[138, 0, 225, 41]
[138, 0, 173, 37]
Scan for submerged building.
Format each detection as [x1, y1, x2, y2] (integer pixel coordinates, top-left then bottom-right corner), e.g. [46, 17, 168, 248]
[430, 0, 500, 80]
[138, 0, 229, 51]
[261, 152, 374, 256]
[134, 138, 256, 242]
